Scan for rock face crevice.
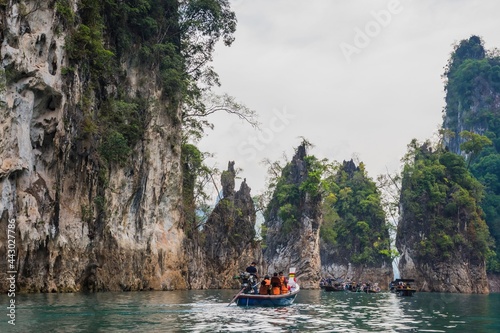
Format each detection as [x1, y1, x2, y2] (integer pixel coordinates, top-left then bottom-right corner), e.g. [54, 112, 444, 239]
[0, 1, 187, 292]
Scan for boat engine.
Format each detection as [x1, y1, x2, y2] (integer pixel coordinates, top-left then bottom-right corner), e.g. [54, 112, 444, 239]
[236, 272, 257, 294]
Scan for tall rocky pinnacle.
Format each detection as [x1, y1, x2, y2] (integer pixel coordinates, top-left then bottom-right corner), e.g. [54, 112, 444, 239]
[442, 35, 491, 154]
[441, 35, 500, 292]
[396, 143, 489, 293]
[263, 144, 322, 288]
[186, 162, 262, 289]
[320, 159, 393, 289]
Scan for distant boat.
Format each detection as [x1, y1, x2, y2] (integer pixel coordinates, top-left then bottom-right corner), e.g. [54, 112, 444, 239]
[229, 268, 300, 307]
[344, 282, 363, 292]
[341, 282, 381, 293]
[324, 284, 344, 292]
[363, 283, 381, 293]
[389, 278, 416, 296]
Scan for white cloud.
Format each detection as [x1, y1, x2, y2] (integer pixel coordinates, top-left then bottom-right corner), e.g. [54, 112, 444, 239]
[198, 0, 500, 195]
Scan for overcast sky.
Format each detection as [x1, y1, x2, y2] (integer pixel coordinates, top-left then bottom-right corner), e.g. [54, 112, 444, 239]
[197, 0, 500, 197]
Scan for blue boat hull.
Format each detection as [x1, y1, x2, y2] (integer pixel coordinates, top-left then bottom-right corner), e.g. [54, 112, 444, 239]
[235, 291, 298, 307]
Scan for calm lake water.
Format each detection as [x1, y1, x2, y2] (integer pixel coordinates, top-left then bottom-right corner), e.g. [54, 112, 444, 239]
[1, 289, 499, 332]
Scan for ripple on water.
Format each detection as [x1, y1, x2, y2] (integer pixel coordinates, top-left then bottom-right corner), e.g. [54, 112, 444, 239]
[2, 289, 500, 332]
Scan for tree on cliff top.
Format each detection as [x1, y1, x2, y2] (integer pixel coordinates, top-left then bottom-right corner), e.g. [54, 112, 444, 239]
[66, 0, 253, 143]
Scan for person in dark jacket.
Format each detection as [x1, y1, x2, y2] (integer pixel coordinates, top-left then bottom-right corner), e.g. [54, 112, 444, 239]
[245, 262, 258, 293]
[246, 262, 258, 277]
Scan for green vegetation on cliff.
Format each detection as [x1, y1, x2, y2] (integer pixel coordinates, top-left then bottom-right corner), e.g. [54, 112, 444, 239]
[443, 36, 500, 272]
[56, 0, 244, 231]
[264, 151, 324, 234]
[58, 0, 237, 163]
[399, 139, 492, 263]
[320, 160, 392, 265]
[262, 142, 392, 266]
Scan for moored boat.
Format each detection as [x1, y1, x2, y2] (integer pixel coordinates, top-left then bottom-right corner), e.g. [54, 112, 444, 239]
[395, 287, 416, 297]
[363, 283, 381, 293]
[344, 282, 363, 292]
[324, 284, 344, 292]
[389, 278, 416, 296]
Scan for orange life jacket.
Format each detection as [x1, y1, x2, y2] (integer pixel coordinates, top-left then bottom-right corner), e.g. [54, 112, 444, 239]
[258, 278, 271, 295]
[279, 276, 288, 293]
[259, 281, 269, 295]
[281, 282, 288, 294]
[270, 276, 281, 295]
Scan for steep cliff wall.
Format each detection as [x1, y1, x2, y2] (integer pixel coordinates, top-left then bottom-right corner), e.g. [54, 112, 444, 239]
[488, 273, 500, 293]
[442, 36, 500, 288]
[0, 1, 187, 292]
[442, 36, 496, 154]
[396, 143, 489, 293]
[397, 243, 488, 293]
[263, 144, 322, 288]
[186, 162, 262, 289]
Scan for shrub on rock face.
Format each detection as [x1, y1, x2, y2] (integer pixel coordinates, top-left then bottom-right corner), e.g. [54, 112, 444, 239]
[99, 131, 131, 164]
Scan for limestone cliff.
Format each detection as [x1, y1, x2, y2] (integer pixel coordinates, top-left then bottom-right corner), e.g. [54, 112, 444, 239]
[185, 162, 262, 289]
[397, 244, 488, 293]
[263, 144, 322, 288]
[441, 35, 500, 290]
[488, 273, 500, 293]
[0, 1, 186, 292]
[320, 160, 393, 289]
[396, 142, 489, 293]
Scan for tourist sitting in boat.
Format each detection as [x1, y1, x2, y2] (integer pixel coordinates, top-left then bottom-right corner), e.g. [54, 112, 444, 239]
[259, 275, 271, 295]
[281, 279, 289, 294]
[270, 273, 282, 295]
[278, 271, 288, 293]
[258, 280, 268, 295]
